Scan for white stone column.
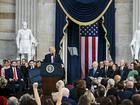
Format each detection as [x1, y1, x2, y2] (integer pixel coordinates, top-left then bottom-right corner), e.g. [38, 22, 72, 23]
[115, 0, 133, 63]
[16, 0, 37, 37]
[133, 0, 140, 33]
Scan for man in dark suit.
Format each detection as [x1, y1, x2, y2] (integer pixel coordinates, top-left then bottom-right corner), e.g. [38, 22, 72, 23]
[43, 47, 63, 64]
[87, 61, 101, 88]
[102, 60, 112, 78]
[88, 61, 101, 78]
[43, 47, 65, 80]
[5, 60, 25, 93]
[117, 60, 129, 80]
[43, 47, 64, 71]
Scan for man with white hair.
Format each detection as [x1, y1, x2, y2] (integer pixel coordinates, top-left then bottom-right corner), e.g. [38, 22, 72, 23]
[52, 80, 76, 105]
[8, 96, 19, 105]
[88, 61, 101, 80]
[43, 47, 63, 65]
[126, 80, 134, 89]
[106, 79, 117, 97]
[56, 80, 65, 91]
[125, 80, 135, 95]
[118, 59, 129, 80]
[87, 61, 101, 88]
[130, 22, 140, 60]
[107, 79, 115, 88]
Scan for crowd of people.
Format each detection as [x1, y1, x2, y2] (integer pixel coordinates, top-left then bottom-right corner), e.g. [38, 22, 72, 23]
[0, 58, 140, 105]
[0, 58, 42, 96]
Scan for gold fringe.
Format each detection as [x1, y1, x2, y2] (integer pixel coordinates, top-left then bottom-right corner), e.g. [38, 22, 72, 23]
[101, 16, 112, 60]
[59, 16, 69, 51]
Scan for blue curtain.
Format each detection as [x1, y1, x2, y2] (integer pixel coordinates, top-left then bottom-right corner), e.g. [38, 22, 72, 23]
[104, 0, 115, 61]
[55, 1, 66, 53]
[98, 19, 106, 61]
[67, 20, 80, 83]
[57, 0, 112, 23]
[55, 0, 115, 83]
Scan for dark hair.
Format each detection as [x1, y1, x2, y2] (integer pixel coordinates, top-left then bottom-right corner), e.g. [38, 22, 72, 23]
[41, 97, 54, 105]
[112, 64, 119, 70]
[132, 94, 140, 105]
[29, 60, 34, 63]
[78, 95, 90, 105]
[108, 95, 117, 105]
[117, 81, 124, 90]
[135, 76, 140, 82]
[3, 59, 9, 64]
[22, 58, 27, 62]
[135, 83, 140, 90]
[97, 85, 106, 97]
[101, 78, 108, 88]
[19, 94, 37, 105]
[62, 102, 72, 105]
[11, 60, 17, 64]
[134, 59, 139, 63]
[121, 99, 133, 105]
[100, 97, 113, 105]
[76, 79, 86, 89]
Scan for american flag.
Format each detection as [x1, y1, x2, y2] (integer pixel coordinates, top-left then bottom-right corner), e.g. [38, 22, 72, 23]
[80, 22, 99, 79]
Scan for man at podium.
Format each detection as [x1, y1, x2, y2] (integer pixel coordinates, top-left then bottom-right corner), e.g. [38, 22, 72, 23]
[43, 47, 64, 68]
[41, 47, 65, 96]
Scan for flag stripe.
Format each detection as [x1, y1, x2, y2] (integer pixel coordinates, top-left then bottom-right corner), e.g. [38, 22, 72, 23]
[85, 37, 89, 77]
[80, 36, 82, 78]
[81, 37, 85, 78]
[92, 37, 96, 63]
[88, 37, 93, 69]
[96, 37, 98, 61]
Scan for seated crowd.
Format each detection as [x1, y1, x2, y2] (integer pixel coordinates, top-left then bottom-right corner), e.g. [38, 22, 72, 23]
[0, 59, 140, 105]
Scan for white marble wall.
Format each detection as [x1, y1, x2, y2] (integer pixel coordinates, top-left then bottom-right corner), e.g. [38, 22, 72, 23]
[133, 0, 140, 33]
[37, 0, 56, 60]
[115, 0, 133, 63]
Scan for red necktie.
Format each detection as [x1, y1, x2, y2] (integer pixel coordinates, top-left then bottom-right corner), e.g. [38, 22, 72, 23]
[13, 67, 18, 81]
[1, 68, 5, 78]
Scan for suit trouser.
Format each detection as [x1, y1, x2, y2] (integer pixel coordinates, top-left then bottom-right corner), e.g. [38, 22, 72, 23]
[8, 80, 25, 93]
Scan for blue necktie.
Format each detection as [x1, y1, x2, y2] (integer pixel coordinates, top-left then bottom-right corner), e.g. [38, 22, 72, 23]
[93, 69, 96, 76]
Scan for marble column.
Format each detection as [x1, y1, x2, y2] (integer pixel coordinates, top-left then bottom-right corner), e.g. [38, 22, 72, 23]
[115, 0, 133, 63]
[16, 0, 37, 37]
[133, 0, 140, 33]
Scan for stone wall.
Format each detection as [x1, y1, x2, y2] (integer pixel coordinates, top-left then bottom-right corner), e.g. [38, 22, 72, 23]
[115, 0, 133, 63]
[36, 0, 56, 60]
[0, 0, 16, 60]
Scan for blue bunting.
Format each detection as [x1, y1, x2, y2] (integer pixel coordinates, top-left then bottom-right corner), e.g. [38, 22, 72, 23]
[58, 0, 112, 24]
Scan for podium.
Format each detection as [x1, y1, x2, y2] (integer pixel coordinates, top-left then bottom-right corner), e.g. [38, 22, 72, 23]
[40, 63, 64, 96]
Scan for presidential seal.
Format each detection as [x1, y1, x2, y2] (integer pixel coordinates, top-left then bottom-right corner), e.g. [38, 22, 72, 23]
[46, 64, 54, 73]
